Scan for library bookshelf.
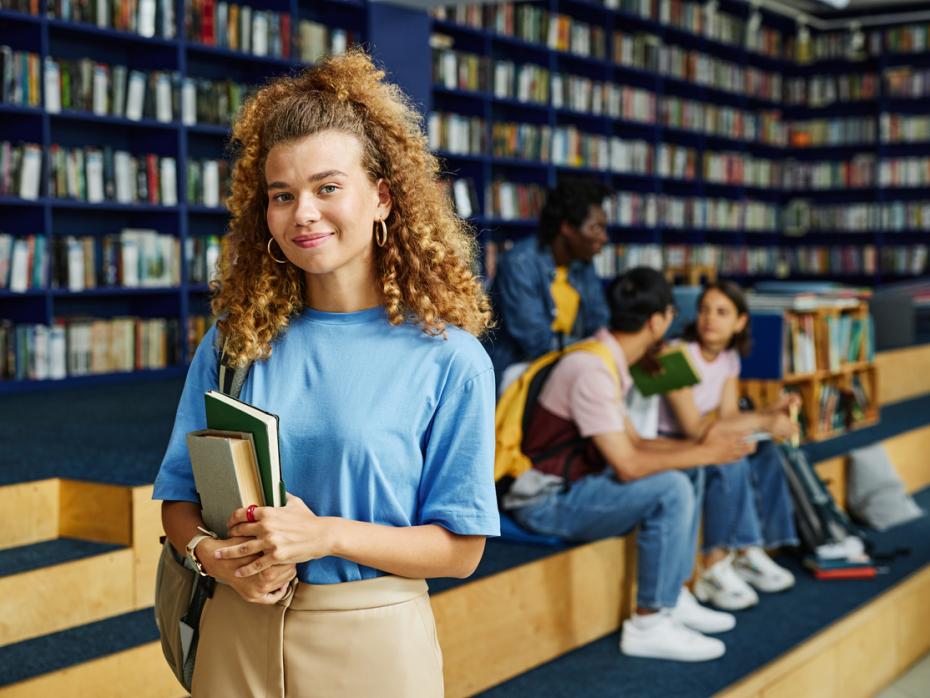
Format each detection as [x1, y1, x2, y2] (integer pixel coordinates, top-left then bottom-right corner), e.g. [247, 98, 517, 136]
[740, 300, 879, 443]
[428, 0, 930, 285]
[0, 0, 371, 393]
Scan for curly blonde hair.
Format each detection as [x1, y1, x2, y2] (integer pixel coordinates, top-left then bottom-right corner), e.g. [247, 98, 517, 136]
[212, 49, 491, 365]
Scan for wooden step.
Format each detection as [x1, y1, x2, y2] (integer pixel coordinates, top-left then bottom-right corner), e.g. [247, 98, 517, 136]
[0, 610, 180, 698]
[0, 541, 135, 646]
[3, 422, 928, 696]
[0, 480, 58, 551]
[717, 564, 930, 698]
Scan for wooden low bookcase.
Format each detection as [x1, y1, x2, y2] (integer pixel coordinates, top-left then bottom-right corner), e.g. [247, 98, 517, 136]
[741, 301, 879, 443]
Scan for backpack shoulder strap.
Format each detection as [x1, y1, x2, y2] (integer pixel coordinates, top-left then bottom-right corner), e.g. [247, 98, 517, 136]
[493, 338, 620, 482]
[216, 335, 253, 400]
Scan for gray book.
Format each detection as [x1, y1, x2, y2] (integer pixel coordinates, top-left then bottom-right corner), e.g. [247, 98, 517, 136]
[187, 429, 265, 538]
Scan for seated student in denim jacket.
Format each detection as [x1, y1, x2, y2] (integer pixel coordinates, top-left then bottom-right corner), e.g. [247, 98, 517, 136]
[484, 179, 611, 389]
[658, 281, 800, 612]
[503, 268, 755, 662]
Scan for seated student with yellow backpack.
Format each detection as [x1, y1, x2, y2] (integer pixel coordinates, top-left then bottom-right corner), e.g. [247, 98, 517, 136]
[496, 267, 756, 662]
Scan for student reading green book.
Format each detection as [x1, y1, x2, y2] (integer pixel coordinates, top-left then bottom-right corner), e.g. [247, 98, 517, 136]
[630, 346, 701, 397]
[204, 390, 285, 507]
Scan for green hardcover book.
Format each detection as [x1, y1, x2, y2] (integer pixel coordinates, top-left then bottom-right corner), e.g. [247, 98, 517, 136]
[204, 390, 285, 507]
[629, 347, 702, 397]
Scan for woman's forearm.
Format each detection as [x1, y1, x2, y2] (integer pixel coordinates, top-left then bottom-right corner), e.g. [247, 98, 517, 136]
[161, 500, 208, 555]
[325, 519, 486, 579]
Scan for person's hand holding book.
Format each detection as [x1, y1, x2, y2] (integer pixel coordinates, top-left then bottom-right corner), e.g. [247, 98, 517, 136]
[217, 493, 331, 578]
[195, 534, 297, 605]
[765, 393, 802, 442]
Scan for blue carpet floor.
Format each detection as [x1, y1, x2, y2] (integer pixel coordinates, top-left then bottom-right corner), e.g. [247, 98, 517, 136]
[0, 538, 122, 578]
[0, 378, 184, 486]
[429, 538, 569, 595]
[477, 487, 930, 698]
[3, 374, 929, 489]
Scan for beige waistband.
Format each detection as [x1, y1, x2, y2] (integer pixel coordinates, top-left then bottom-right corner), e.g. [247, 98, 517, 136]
[288, 575, 428, 612]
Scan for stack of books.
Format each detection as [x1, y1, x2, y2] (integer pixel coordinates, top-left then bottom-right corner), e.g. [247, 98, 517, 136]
[803, 554, 880, 580]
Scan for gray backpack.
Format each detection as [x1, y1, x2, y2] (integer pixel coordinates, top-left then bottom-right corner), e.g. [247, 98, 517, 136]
[153, 343, 252, 690]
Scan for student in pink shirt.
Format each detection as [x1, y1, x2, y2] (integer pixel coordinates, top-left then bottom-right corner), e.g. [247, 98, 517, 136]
[505, 268, 756, 662]
[659, 281, 799, 612]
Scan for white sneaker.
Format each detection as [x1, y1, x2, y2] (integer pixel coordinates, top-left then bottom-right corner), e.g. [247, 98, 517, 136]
[734, 547, 796, 593]
[694, 555, 760, 611]
[620, 611, 726, 662]
[673, 586, 736, 634]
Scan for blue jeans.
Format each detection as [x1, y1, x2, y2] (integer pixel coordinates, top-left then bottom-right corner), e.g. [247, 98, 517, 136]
[511, 469, 695, 610]
[696, 441, 799, 553]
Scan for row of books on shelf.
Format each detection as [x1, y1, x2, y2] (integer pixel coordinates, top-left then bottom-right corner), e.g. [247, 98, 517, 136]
[885, 67, 930, 100]
[185, 2, 355, 63]
[784, 67, 930, 106]
[49, 146, 178, 205]
[0, 141, 41, 199]
[49, 230, 181, 290]
[43, 56, 177, 122]
[813, 377, 872, 436]
[0, 48, 40, 108]
[185, 0, 291, 58]
[823, 314, 872, 371]
[0, 234, 46, 292]
[48, 0, 176, 38]
[0, 230, 221, 293]
[432, 50, 787, 146]
[0, 316, 200, 380]
[793, 116, 930, 150]
[784, 199, 930, 234]
[433, 0, 784, 61]
[183, 77, 251, 127]
[296, 20, 354, 64]
[433, 6, 784, 103]
[0, 0, 37, 13]
[614, 31, 782, 103]
[433, 36, 930, 115]
[1, 49, 255, 128]
[880, 115, 930, 145]
[780, 312, 873, 376]
[450, 178, 781, 230]
[588, 243, 929, 279]
[186, 159, 229, 207]
[789, 118, 876, 148]
[790, 23, 930, 63]
[782, 156, 875, 191]
[784, 73, 879, 107]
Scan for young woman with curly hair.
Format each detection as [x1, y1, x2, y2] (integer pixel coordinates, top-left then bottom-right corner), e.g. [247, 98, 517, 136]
[153, 49, 499, 697]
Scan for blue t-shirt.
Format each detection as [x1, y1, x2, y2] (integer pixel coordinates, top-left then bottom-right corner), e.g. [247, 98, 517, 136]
[153, 306, 500, 584]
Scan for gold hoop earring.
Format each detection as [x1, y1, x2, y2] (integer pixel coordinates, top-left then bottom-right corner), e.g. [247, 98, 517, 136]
[267, 237, 287, 264]
[375, 218, 388, 248]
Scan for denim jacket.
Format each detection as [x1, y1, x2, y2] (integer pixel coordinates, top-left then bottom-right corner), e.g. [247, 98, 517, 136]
[484, 236, 610, 385]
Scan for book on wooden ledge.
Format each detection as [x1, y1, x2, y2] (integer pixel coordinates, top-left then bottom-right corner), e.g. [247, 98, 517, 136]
[204, 391, 285, 507]
[629, 347, 701, 397]
[187, 429, 265, 538]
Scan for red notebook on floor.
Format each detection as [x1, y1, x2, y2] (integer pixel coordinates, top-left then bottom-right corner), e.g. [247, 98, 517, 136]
[812, 566, 878, 580]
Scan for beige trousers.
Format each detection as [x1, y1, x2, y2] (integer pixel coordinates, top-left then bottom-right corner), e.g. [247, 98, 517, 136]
[191, 576, 444, 698]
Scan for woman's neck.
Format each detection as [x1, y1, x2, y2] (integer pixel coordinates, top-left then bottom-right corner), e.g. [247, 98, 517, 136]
[304, 269, 382, 313]
[699, 341, 725, 362]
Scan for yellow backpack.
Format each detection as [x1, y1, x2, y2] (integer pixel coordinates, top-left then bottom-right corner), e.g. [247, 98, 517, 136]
[494, 338, 620, 482]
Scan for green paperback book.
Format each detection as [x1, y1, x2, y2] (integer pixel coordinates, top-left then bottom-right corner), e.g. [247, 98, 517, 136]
[204, 390, 286, 507]
[629, 347, 702, 397]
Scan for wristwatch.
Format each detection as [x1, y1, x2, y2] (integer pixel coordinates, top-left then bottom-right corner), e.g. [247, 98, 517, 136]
[185, 526, 218, 576]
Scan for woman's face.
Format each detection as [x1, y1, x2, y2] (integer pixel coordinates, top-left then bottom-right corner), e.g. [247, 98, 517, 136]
[264, 130, 390, 281]
[697, 288, 746, 349]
